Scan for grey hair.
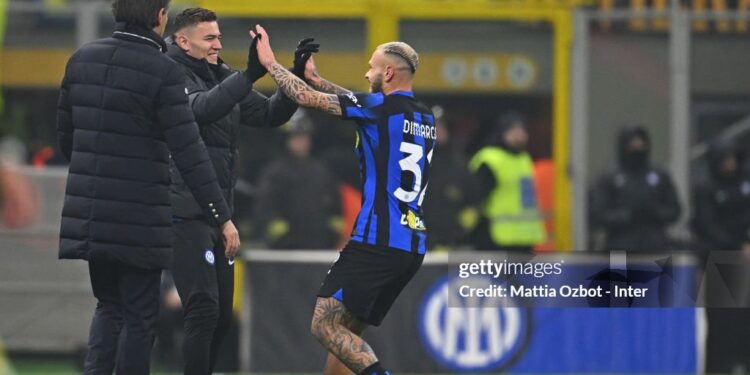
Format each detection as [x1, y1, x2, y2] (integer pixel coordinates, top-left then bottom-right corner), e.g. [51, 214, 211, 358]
[378, 41, 419, 74]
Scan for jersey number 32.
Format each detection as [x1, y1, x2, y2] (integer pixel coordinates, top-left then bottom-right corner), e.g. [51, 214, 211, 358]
[394, 141, 433, 205]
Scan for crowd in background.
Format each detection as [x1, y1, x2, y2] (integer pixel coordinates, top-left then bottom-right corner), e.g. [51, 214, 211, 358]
[3, 107, 750, 373]
[3, 106, 750, 254]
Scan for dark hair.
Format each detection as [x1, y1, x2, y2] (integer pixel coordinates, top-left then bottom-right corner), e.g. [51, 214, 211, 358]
[172, 8, 217, 34]
[488, 111, 527, 146]
[496, 111, 527, 132]
[112, 0, 170, 29]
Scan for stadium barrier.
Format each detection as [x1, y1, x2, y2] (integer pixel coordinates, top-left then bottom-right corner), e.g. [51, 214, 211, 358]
[0, 167, 707, 373]
[240, 250, 704, 373]
[0, 166, 94, 354]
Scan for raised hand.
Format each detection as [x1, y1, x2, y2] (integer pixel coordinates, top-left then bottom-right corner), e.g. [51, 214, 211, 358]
[292, 37, 319, 80]
[305, 54, 319, 82]
[245, 27, 267, 82]
[249, 24, 276, 70]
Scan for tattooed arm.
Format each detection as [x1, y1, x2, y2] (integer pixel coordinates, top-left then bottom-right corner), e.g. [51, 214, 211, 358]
[309, 76, 351, 95]
[302, 55, 351, 95]
[267, 62, 343, 116]
[252, 25, 345, 116]
[307, 69, 351, 96]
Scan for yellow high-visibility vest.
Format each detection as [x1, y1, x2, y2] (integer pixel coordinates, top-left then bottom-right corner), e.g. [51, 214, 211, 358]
[469, 147, 545, 246]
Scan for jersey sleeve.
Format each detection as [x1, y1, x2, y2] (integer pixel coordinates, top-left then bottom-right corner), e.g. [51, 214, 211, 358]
[337, 92, 384, 125]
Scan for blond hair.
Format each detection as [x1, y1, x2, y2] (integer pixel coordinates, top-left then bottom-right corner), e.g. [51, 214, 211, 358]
[377, 41, 419, 74]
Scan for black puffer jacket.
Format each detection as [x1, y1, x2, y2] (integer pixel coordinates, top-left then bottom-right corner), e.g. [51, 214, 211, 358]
[56, 23, 230, 270]
[692, 140, 750, 250]
[165, 41, 297, 218]
[589, 126, 682, 251]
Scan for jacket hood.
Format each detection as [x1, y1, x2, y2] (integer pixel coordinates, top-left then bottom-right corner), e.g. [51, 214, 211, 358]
[617, 125, 651, 171]
[707, 139, 745, 183]
[490, 111, 527, 154]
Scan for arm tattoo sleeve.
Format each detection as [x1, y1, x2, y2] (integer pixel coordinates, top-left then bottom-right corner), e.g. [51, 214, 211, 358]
[268, 62, 342, 116]
[310, 77, 352, 96]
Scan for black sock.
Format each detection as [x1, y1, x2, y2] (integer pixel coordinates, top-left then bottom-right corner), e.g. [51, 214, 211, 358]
[359, 362, 389, 375]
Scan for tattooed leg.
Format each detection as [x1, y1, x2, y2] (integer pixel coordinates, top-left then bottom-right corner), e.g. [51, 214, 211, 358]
[311, 297, 376, 374]
[324, 352, 355, 375]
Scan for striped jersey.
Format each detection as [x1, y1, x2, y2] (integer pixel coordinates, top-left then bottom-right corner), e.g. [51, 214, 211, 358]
[338, 90, 436, 254]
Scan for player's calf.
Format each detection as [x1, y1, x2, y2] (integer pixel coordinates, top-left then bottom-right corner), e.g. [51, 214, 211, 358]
[311, 297, 389, 375]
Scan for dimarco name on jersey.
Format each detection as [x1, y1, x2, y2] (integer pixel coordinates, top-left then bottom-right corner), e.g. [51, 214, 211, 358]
[403, 119, 436, 140]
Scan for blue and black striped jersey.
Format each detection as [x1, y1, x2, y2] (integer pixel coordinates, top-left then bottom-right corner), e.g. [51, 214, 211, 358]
[338, 90, 436, 254]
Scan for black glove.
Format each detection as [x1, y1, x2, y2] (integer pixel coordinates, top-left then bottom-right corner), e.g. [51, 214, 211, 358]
[246, 32, 266, 83]
[291, 37, 320, 80]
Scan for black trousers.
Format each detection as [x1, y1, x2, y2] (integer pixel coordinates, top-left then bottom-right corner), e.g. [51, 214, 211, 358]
[84, 258, 161, 375]
[172, 219, 234, 375]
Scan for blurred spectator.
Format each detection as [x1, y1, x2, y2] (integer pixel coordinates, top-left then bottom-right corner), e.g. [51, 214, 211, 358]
[696, 139, 750, 375]
[532, 159, 556, 251]
[468, 112, 545, 252]
[254, 115, 341, 249]
[692, 139, 750, 251]
[589, 126, 681, 251]
[0, 137, 38, 229]
[423, 106, 477, 251]
[320, 146, 362, 249]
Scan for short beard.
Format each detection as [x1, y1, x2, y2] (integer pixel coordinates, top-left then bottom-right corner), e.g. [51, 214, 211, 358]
[369, 77, 383, 93]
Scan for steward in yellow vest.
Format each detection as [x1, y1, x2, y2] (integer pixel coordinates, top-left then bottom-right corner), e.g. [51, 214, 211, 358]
[468, 113, 545, 251]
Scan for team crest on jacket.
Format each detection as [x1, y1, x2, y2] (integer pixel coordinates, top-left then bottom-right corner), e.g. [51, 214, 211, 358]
[204, 249, 215, 265]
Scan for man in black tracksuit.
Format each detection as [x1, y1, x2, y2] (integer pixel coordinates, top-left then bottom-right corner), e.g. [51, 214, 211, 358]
[56, 1, 239, 374]
[695, 140, 750, 373]
[589, 126, 682, 251]
[166, 8, 307, 374]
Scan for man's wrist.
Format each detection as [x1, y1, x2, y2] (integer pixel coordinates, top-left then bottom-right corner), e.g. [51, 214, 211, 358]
[264, 61, 278, 71]
[308, 74, 322, 86]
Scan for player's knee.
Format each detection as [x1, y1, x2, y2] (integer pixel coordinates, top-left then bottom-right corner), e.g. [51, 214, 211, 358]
[310, 314, 331, 342]
[122, 316, 153, 338]
[214, 310, 232, 336]
[184, 294, 220, 323]
[310, 315, 323, 340]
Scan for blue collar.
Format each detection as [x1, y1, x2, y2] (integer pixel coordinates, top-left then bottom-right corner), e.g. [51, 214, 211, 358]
[389, 90, 414, 98]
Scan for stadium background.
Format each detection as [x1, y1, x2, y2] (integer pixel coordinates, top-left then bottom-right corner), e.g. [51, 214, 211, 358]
[1, 0, 749, 373]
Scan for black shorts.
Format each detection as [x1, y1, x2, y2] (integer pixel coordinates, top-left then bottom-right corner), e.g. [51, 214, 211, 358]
[318, 241, 424, 326]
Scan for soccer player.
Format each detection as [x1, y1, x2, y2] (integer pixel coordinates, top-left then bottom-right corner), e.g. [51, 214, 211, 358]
[252, 26, 435, 375]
